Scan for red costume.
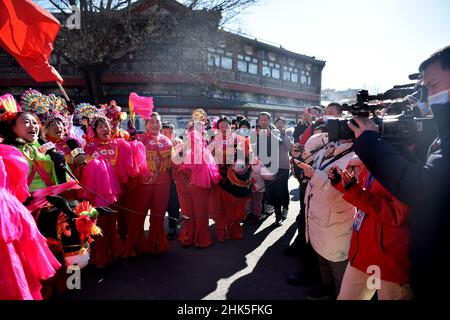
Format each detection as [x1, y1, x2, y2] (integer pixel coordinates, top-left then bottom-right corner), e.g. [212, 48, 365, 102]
[121, 132, 172, 256]
[175, 122, 220, 248]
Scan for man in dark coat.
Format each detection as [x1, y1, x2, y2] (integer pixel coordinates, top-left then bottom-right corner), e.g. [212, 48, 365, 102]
[347, 46, 450, 299]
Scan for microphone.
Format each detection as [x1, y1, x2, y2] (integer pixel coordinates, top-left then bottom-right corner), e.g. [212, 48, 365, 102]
[38, 137, 67, 183]
[66, 138, 87, 166]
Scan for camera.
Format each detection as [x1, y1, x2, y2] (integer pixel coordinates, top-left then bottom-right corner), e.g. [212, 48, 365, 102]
[325, 84, 435, 149]
[329, 167, 341, 186]
[326, 117, 355, 142]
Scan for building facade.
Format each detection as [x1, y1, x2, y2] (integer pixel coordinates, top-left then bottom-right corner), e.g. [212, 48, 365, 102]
[0, 0, 325, 131]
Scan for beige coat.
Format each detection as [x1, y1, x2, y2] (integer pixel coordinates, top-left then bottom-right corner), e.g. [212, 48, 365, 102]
[305, 142, 357, 262]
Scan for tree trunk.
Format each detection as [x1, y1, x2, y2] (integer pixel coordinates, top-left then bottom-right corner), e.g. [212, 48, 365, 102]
[81, 66, 104, 105]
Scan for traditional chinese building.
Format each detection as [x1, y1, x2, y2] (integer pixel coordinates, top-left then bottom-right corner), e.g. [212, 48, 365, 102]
[0, 0, 325, 130]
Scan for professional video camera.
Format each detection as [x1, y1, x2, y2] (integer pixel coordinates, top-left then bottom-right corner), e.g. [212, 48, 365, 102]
[326, 82, 435, 149]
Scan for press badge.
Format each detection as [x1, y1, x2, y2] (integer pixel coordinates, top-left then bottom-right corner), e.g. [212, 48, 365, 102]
[353, 209, 366, 232]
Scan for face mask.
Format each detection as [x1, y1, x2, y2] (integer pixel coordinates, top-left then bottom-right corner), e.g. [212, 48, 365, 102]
[239, 128, 249, 136]
[428, 89, 449, 106]
[417, 101, 432, 116]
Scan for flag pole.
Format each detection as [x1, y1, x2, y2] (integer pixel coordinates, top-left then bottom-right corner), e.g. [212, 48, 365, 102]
[56, 81, 70, 101]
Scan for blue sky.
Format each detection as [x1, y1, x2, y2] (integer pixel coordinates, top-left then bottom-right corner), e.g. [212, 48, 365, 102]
[227, 0, 450, 93]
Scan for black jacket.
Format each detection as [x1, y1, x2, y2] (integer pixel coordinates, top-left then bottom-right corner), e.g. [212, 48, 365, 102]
[293, 121, 309, 143]
[352, 102, 450, 299]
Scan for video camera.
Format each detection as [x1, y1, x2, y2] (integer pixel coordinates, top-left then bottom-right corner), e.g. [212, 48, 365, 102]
[326, 83, 435, 148]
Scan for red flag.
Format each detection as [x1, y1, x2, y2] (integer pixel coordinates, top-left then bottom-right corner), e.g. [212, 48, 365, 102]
[0, 0, 63, 83]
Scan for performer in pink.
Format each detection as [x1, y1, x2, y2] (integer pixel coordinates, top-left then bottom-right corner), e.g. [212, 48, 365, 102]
[121, 112, 172, 256]
[174, 109, 220, 248]
[80, 115, 139, 267]
[0, 144, 61, 300]
[102, 100, 132, 141]
[209, 132, 253, 242]
[208, 116, 239, 241]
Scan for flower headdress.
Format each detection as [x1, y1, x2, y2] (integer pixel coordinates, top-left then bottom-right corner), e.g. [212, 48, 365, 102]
[191, 108, 207, 124]
[47, 94, 69, 116]
[75, 103, 98, 122]
[101, 100, 127, 121]
[19, 89, 69, 125]
[44, 110, 67, 128]
[20, 88, 50, 116]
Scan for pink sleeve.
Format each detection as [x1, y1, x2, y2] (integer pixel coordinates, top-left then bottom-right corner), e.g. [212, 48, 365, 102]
[79, 159, 121, 207]
[0, 145, 30, 202]
[129, 140, 150, 177]
[115, 139, 139, 183]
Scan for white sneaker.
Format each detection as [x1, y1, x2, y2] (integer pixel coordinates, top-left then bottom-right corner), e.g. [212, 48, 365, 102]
[265, 204, 275, 215]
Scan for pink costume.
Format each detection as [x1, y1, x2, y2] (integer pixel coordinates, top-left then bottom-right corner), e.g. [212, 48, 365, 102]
[175, 128, 220, 248]
[0, 144, 60, 300]
[121, 133, 172, 256]
[80, 138, 139, 267]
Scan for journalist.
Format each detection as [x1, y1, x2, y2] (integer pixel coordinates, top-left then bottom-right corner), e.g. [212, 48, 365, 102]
[347, 46, 450, 299]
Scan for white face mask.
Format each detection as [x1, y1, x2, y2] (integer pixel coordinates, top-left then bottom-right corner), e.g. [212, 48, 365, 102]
[428, 89, 449, 106]
[417, 101, 432, 116]
[239, 128, 250, 136]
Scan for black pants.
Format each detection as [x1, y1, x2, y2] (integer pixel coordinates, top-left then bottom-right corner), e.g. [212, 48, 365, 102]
[316, 253, 348, 296]
[265, 169, 290, 220]
[280, 169, 290, 209]
[295, 181, 308, 243]
[166, 179, 180, 230]
[293, 182, 320, 279]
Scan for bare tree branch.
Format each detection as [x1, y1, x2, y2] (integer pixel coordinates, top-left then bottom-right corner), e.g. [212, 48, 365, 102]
[188, 0, 199, 9]
[48, 0, 70, 15]
[111, 0, 130, 11]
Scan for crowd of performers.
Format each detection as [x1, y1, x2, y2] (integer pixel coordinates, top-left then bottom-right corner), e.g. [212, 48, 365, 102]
[0, 89, 290, 300]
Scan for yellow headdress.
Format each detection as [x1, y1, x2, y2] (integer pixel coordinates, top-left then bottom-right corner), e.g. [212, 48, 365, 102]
[191, 108, 207, 124]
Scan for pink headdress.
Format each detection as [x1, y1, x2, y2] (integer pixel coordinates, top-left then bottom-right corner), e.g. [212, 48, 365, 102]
[102, 100, 127, 121]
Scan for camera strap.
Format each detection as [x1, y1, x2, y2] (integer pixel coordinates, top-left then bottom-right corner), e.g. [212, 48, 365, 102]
[318, 147, 353, 171]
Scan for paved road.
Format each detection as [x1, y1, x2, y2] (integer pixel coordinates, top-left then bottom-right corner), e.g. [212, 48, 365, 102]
[53, 177, 312, 300]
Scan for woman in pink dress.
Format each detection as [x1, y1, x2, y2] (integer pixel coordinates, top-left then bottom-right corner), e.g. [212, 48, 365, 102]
[121, 112, 173, 256]
[174, 109, 220, 248]
[0, 143, 60, 300]
[80, 115, 140, 267]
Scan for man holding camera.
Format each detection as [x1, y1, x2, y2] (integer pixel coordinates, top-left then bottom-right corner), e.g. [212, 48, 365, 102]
[296, 134, 357, 299]
[347, 46, 450, 299]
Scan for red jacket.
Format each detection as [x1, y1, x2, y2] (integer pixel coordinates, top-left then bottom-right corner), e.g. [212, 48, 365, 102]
[335, 167, 410, 284]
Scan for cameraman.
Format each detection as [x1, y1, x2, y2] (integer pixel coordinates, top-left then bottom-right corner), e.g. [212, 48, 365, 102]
[347, 46, 450, 298]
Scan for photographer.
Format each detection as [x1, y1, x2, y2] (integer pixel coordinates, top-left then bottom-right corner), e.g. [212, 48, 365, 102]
[328, 154, 413, 300]
[295, 134, 357, 299]
[286, 134, 328, 286]
[347, 46, 450, 298]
